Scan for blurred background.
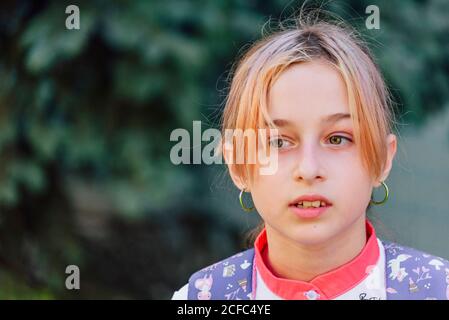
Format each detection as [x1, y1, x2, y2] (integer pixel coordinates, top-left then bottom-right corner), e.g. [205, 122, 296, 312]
[0, 0, 448, 299]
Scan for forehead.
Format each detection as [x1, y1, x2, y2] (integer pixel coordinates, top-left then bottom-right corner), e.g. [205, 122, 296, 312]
[268, 60, 350, 123]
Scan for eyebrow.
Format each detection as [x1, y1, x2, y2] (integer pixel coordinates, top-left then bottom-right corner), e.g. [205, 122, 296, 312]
[271, 112, 351, 127]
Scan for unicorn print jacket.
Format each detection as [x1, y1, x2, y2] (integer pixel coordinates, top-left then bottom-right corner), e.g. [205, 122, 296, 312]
[178, 221, 449, 300]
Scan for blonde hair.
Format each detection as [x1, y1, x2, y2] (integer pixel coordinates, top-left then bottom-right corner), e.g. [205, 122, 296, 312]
[221, 14, 398, 246]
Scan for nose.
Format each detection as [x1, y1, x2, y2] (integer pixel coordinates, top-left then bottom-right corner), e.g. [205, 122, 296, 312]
[292, 140, 325, 183]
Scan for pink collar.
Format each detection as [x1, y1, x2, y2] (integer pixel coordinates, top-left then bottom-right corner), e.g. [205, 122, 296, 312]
[253, 220, 379, 300]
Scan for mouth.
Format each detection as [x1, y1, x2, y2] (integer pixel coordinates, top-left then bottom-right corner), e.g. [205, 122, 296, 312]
[289, 194, 332, 207]
[293, 200, 329, 208]
[289, 195, 332, 219]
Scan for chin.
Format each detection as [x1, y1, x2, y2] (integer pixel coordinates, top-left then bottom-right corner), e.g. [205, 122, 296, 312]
[287, 221, 338, 246]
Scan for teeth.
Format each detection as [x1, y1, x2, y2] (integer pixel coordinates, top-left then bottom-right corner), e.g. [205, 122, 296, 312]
[296, 201, 327, 208]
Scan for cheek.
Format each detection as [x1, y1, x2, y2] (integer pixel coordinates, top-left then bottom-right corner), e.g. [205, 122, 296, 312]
[335, 159, 373, 209]
[251, 172, 288, 214]
[331, 147, 365, 176]
[345, 151, 370, 178]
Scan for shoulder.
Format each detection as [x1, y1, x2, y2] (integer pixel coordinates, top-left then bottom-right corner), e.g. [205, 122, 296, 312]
[382, 240, 449, 267]
[187, 248, 255, 300]
[382, 240, 449, 299]
[171, 283, 188, 300]
[188, 248, 255, 281]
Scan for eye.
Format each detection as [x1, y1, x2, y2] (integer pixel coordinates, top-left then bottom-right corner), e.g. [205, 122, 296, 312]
[269, 137, 293, 149]
[328, 135, 352, 146]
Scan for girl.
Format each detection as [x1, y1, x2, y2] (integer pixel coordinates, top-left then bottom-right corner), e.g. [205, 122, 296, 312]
[171, 16, 449, 300]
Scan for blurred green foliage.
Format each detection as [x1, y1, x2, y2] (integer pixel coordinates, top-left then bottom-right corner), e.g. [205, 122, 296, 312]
[0, 0, 448, 298]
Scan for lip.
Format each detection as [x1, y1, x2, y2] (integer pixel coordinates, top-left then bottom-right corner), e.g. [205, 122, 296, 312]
[289, 194, 332, 206]
[289, 194, 332, 219]
[289, 204, 330, 219]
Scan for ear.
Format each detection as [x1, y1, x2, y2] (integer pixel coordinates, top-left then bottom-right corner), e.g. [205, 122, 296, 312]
[223, 143, 246, 190]
[374, 133, 397, 187]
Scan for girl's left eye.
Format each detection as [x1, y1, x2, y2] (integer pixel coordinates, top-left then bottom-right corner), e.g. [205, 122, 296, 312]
[327, 135, 352, 145]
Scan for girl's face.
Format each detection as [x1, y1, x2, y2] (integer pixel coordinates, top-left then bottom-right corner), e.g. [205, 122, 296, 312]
[245, 60, 397, 246]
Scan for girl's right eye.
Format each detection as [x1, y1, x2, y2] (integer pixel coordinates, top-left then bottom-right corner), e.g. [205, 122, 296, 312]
[269, 137, 293, 149]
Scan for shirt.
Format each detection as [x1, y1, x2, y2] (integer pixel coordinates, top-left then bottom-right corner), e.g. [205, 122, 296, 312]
[171, 221, 386, 300]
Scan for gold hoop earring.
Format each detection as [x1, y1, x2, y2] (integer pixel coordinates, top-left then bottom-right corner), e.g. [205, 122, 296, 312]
[239, 188, 255, 212]
[370, 181, 389, 205]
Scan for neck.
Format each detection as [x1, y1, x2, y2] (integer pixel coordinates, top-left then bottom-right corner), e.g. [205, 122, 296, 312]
[264, 215, 367, 282]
